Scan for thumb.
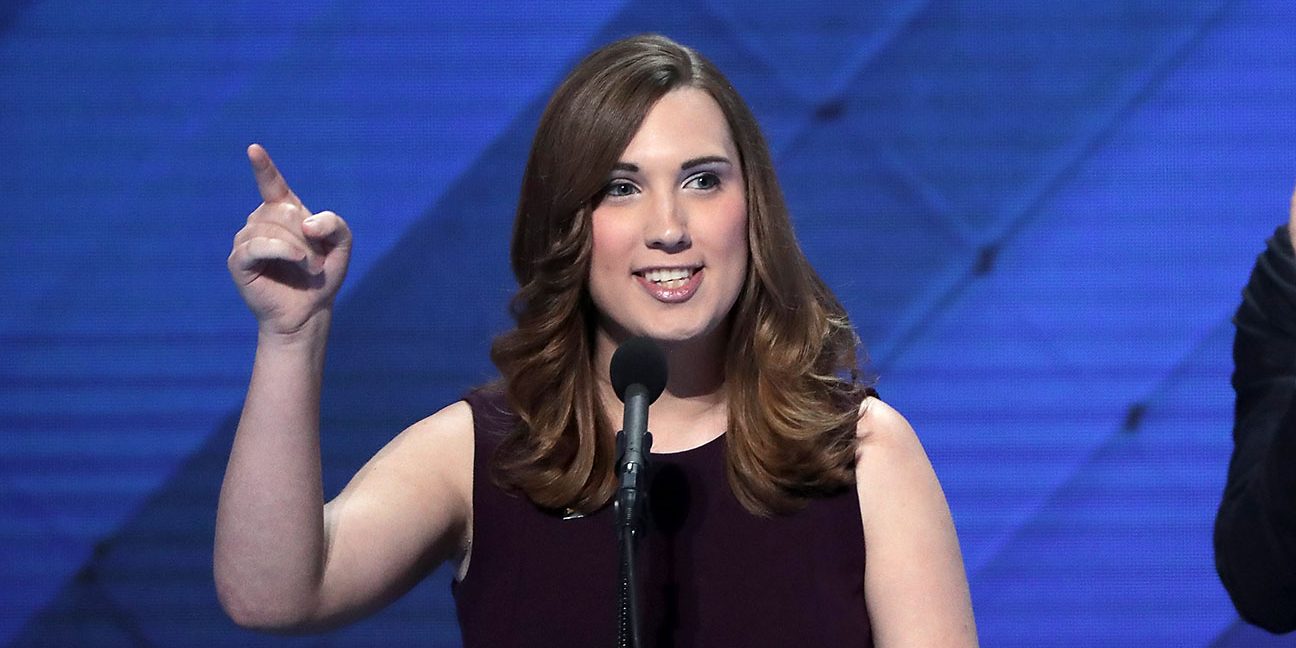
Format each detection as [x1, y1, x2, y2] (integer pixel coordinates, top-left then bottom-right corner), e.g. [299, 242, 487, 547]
[303, 211, 352, 249]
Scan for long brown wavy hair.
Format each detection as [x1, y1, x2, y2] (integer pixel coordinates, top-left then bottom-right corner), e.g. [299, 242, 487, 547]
[489, 34, 871, 517]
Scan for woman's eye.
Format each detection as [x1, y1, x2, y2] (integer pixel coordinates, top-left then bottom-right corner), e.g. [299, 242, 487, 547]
[603, 180, 638, 198]
[685, 172, 720, 191]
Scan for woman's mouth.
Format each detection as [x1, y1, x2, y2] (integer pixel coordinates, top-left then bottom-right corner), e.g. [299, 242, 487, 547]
[634, 266, 703, 303]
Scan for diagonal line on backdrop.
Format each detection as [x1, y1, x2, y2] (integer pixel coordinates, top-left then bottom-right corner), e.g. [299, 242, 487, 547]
[700, 0, 937, 109]
[980, 1, 1238, 250]
[869, 141, 972, 245]
[959, 0, 1239, 580]
[744, 0, 963, 242]
[965, 312, 1235, 583]
[871, 0, 1238, 370]
[0, 471, 156, 648]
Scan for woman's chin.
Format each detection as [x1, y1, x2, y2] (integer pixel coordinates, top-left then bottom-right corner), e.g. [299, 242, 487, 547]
[596, 313, 727, 350]
[637, 322, 722, 347]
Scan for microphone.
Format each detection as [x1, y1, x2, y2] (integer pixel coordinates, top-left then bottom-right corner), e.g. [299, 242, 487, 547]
[609, 336, 667, 648]
[610, 336, 667, 532]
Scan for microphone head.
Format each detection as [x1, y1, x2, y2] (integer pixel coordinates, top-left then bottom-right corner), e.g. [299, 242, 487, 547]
[610, 336, 668, 404]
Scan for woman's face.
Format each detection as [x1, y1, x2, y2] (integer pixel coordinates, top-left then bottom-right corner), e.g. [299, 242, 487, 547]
[587, 87, 749, 349]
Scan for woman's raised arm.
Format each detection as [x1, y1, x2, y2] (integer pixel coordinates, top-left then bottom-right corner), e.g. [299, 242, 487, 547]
[214, 146, 473, 632]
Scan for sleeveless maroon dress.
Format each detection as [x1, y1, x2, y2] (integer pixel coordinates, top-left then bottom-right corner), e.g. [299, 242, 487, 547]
[452, 388, 872, 647]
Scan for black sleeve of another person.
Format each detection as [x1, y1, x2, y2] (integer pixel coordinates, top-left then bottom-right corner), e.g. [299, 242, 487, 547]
[1216, 225, 1296, 633]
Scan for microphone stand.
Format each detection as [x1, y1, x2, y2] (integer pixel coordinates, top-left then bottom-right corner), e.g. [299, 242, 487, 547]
[616, 383, 653, 648]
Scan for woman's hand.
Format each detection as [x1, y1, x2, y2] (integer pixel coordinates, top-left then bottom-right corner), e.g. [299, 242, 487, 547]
[227, 144, 352, 337]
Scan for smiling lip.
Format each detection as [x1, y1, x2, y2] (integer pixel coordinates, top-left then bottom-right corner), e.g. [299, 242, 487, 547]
[634, 266, 703, 303]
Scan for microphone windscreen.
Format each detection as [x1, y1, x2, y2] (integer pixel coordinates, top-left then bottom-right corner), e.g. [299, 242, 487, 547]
[610, 336, 668, 404]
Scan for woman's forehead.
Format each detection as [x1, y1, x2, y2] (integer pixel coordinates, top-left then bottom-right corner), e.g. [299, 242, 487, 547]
[616, 88, 738, 167]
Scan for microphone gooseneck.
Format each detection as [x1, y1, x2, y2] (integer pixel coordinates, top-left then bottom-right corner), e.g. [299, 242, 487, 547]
[609, 336, 667, 648]
[610, 335, 667, 531]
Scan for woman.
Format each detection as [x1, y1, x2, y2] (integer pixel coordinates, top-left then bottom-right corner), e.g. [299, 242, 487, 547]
[216, 34, 977, 646]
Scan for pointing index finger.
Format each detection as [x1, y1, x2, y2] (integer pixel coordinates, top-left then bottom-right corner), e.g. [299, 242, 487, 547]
[247, 143, 304, 207]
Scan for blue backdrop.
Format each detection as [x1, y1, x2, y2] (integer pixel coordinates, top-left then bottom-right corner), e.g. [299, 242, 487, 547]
[3, 1, 1295, 645]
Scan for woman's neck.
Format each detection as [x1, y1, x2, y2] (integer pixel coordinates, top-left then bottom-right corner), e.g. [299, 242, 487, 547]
[593, 329, 730, 453]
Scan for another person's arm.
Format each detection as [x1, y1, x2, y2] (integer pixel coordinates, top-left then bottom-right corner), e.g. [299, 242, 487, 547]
[1214, 191, 1296, 633]
[855, 397, 979, 647]
[214, 145, 473, 632]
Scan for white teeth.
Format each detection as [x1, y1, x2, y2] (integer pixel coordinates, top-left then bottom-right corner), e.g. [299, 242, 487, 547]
[644, 268, 693, 284]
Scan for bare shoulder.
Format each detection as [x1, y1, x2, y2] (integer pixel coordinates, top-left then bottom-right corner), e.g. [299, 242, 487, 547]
[850, 395, 979, 646]
[406, 399, 474, 435]
[354, 399, 474, 507]
[854, 395, 924, 463]
[855, 395, 910, 436]
[399, 400, 475, 450]
[851, 394, 940, 526]
[309, 400, 477, 626]
[852, 395, 938, 531]
[324, 399, 475, 568]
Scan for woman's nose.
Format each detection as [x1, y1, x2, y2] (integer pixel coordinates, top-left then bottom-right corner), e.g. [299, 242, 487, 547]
[646, 194, 690, 251]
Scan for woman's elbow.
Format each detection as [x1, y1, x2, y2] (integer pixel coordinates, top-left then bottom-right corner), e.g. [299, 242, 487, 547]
[214, 569, 323, 633]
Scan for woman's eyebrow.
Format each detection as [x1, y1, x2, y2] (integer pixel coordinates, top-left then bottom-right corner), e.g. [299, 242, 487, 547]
[680, 155, 731, 170]
[610, 156, 731, 174]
